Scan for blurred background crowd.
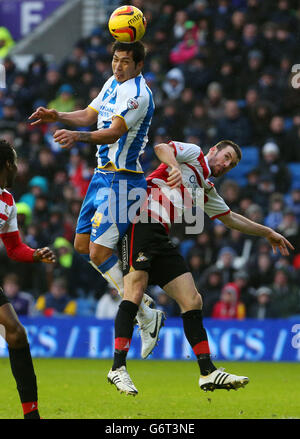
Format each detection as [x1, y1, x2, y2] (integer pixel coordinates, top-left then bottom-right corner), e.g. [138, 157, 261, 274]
[0, 0, 300, 321]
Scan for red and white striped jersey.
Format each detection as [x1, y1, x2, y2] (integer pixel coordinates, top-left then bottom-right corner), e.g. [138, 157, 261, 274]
[0, 188, 18, 235]
[144, 141, 230, 230]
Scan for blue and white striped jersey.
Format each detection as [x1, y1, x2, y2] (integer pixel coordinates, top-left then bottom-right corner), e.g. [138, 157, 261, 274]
[88, 74, 154, 173]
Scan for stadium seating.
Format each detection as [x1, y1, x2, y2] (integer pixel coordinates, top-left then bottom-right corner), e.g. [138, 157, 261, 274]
[288, 163, 300, 189]
[224, 146, 259, 186]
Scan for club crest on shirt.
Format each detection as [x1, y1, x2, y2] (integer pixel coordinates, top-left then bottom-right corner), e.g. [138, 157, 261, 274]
[127, 97, 139, 110]
[136, 252, 148, 262]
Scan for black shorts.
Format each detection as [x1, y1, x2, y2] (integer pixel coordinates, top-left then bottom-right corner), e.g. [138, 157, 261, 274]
[118, 221, 189, 288]
[0, 287, 10, 307]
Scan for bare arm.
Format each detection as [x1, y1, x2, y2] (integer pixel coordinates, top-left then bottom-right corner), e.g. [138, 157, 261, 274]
[154, 143, 182, 188]
[29, 106, 98, 127]
[220, 211, 294, 256]
[53, 115, 128, 148]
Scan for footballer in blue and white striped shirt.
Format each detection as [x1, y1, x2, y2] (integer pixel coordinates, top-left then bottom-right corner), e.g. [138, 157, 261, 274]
[29, 42, 158, 348]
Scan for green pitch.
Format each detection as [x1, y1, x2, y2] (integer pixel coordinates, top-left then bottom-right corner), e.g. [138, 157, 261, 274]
[1, 358, 299, 419]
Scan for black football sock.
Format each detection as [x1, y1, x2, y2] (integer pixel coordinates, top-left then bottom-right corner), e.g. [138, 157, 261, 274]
[8, 343, 40, 419]
[181, 309, 217, 376]
[112, 300, 138, 370]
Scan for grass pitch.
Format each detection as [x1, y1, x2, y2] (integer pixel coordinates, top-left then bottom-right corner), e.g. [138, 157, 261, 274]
[0, 358, 299, 419]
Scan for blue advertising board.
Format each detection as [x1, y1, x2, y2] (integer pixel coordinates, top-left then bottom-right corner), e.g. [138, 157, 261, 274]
[0, 0, 65, 41]
[0, 317, 300, 361]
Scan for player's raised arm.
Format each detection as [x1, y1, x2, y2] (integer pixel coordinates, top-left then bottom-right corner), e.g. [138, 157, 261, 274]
[220, 210, 294, 256]
[28, 106, 98, 128]
[53, 115, 128, 148]
[154, 143, 182, 188]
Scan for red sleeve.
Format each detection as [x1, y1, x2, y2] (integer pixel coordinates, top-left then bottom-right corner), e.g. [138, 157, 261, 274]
[0, 231, 35, 262]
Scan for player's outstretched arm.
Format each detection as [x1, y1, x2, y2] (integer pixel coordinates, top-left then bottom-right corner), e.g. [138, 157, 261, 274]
[1, 231, 56, 263]
[53, 116, 128, 148]
[29, 106, 97, 128]
[220, 211, 294, 256]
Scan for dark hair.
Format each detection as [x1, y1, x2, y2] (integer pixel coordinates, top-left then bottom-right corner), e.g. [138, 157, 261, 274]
[214, 139, 242, 162]
[0, 139, 15, 170]
[112, 40, 146, 65]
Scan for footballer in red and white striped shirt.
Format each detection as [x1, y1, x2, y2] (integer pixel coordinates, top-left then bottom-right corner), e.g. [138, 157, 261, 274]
[0, 139, 56, 419]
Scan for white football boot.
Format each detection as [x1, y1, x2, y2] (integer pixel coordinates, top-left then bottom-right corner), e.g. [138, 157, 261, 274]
[199, 368, 249, 392]
[107, 366, 138, 396]
[138, 309, 166, 359]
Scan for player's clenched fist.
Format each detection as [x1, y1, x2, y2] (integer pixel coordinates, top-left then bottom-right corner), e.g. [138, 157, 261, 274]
[167, 165, 182, 189]
[33, 247, 56, 264]
[28, 107, 59, 125]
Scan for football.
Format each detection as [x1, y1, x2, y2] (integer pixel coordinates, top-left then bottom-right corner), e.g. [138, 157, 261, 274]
[108, 5, 146, 43]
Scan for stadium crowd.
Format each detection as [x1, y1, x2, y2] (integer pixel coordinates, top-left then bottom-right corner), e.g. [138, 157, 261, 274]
[1, 0, 300, 320]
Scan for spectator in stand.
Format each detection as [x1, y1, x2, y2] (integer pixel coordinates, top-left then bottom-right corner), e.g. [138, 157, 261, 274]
[19, 175, 49, 210]
[186, 248, 207, 287]
[230, 9, 246, 37]
[254, 175, 276, 214]
[185, 101, 216, 143]
[232, 270, 257, 312]
[211, 220, 229, 256]
[2, 273, 35, 316]
[172, 9, 189, 43]
[0, 26, 15, 59]
[8, 72, 34, 118]
[285, 115, 300, 163]
[37, 67, 62, 103]
[95, 287, 122, 319]
[241, 168, 260, 202]
[199, 265, 223, 317]
[257, 141, 291, 193]
[162, 67, 185, 100]
[257, 68, 282, 111]
[216, 100, 252, 146]
[248, 252, 275, 289]
[265, 115, 288, 153]
[285, 184, 300, 223]
[212, 0, 233, 30]
[264, 193, 285, 229]
[219, 179, 240, 211]
[35, 277, 77, 317]
[182, 53, 215, 95]
[48, 84, 76, 113]
[216, 246, 237, 284]
[204, 82, 226, 121]
[169, 21, 199, 65]
[249, 101, 274, 146]
[0, 98, 19, 132]
[31, 147, 57, 181]
[248, 286, 277, 319]
[218, 60, 238, 100]
[210, 24, 227, 67]
[244, 86, 260, 119]
[272, 22, 297, 62]
[212, 282, 246, 320]
[270, 267, 300, 318]
[239, 50, 264, 96]
[277, 208, 300, 253]
[223, 33, 243, 72]
[270, 0, 299, 29]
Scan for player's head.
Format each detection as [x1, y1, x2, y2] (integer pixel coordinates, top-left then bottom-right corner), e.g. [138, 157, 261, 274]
[0, 139, 18, 188]
[112, 41, 145, 83]
[206, 140, 241, 178]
